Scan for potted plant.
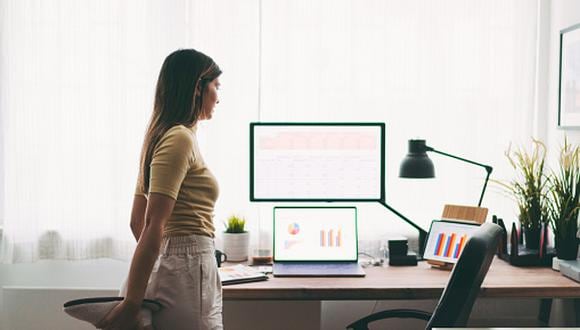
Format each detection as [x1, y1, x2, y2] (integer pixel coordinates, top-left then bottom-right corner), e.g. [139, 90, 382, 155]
[547, 139, 580, 260]
[500, 139, 549, 249]
[222, 215, 250, 261]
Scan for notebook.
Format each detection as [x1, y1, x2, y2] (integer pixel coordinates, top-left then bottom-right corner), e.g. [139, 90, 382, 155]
[423, 220, 480, 264]
[272, 207, 365, 277]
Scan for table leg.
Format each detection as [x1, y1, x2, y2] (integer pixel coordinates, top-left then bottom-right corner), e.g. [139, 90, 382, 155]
[575, 298, 580, 326]
[538, 298, 552, 326]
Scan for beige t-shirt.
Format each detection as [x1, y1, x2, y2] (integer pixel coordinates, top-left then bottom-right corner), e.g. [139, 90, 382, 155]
[136, 125, 219, 237]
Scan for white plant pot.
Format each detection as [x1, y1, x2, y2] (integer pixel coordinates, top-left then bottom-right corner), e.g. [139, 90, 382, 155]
[223, 232, 250, 262]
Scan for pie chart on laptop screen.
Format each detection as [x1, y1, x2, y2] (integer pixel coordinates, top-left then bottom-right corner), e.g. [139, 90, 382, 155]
[288, 223, 300, 235]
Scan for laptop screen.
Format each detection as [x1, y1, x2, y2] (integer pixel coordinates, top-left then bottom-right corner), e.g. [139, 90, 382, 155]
[423, 220, 480, 264]
[273, 207, 358, 262]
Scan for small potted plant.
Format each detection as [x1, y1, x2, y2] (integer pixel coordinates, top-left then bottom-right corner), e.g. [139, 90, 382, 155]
[222, 215, 249, 261]
[547, 139, 580, 260]
[499, 139, 549, 249]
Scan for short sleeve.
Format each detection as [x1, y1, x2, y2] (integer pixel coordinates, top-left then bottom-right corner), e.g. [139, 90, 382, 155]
[148, 127, 195, 199]
[134, 180, 146, 197]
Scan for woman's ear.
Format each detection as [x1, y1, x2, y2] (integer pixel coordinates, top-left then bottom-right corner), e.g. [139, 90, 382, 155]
[194, 79, 204, 97]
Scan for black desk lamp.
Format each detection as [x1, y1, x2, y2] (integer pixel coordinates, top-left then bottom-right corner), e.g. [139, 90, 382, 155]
[380, 139, 494, 258]
[399, 139, 493, 207]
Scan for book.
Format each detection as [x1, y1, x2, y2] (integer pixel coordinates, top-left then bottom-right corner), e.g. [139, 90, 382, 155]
[218, 264, 268, 285]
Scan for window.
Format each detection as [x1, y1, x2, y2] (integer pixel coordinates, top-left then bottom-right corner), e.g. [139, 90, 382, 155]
[0, 0, 539, 262]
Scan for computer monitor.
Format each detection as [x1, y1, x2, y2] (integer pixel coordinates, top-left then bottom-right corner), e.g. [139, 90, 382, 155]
[250, 122, 385, 202]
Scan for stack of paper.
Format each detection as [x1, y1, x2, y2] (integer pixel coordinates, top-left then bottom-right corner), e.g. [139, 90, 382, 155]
[218, 264, 268, 285]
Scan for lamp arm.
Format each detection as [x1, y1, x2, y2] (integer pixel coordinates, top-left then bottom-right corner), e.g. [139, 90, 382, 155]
[426, 146, 493, 207]
[378, 200, 428, 257]
[477, 170, 492, 207]
[426, 147, 492, 171]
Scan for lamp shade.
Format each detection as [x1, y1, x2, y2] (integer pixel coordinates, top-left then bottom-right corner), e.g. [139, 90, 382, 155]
[399, 139, 435, 178]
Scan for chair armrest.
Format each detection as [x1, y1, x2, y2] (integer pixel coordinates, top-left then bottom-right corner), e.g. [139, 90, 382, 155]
[346, 308, 432, 330]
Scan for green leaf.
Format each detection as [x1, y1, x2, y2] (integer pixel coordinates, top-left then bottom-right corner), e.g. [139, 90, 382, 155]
[225, 215, 246, 233]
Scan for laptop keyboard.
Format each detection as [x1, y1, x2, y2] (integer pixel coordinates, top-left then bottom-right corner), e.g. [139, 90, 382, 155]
[274, 262, 365, 276]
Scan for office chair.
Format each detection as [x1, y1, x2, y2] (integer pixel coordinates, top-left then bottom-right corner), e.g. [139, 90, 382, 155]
[346, 222, 502, 330]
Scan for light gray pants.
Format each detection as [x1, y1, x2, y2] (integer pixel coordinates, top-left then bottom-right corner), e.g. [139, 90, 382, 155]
[121, 234, 223, 330]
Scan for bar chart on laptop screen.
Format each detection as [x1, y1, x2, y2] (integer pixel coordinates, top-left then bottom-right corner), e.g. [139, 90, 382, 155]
[250, 123, 384, 201]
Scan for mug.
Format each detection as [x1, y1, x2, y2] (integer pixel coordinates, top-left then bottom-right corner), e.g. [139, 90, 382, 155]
[215, 249, 227, 267]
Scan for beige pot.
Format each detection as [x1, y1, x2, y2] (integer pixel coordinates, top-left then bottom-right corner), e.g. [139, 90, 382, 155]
[223, 232, 250, 261]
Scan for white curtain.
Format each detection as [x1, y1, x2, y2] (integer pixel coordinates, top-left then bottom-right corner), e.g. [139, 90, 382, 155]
[259, 0, 539, 243]
[0, 0, 259, 262]
[1, 0, 539, 262]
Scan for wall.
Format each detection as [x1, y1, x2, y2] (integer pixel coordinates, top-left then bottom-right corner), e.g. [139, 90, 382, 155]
[0, 259, 127, 330]
[1, 260, 577, 329]
[0, 260, 322, 330]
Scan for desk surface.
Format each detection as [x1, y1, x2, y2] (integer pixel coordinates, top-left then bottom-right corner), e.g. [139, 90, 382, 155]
[223, 259, 580, 301]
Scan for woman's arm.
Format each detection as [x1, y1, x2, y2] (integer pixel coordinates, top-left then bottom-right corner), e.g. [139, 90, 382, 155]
[130, 195, 148, 242]
[97, 192, 175, 330]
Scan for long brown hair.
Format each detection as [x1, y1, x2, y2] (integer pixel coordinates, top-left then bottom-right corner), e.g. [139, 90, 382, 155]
[138, 49, 221, 193]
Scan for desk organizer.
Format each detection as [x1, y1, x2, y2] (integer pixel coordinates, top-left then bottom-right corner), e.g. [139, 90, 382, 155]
[493, 215, 555, 267]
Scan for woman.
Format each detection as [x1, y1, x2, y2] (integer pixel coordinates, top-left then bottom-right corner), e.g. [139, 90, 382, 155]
[97, 49, 223, 330]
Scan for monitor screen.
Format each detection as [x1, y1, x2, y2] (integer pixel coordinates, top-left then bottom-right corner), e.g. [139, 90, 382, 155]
[273, 207, 358, 262]
[250, 122, 385, 201]
[423, 220, 480, 264]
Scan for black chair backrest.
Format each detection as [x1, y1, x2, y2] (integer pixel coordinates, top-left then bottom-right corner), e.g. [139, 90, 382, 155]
[426, 222, 501, 329]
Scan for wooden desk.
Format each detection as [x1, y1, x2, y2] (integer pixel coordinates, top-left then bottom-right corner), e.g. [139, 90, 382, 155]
[223, 259, 580, 301]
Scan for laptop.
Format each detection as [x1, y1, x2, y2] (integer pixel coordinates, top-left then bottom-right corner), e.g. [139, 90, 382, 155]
[272, 207, 365, 277]
[423, 220, 480, 264]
